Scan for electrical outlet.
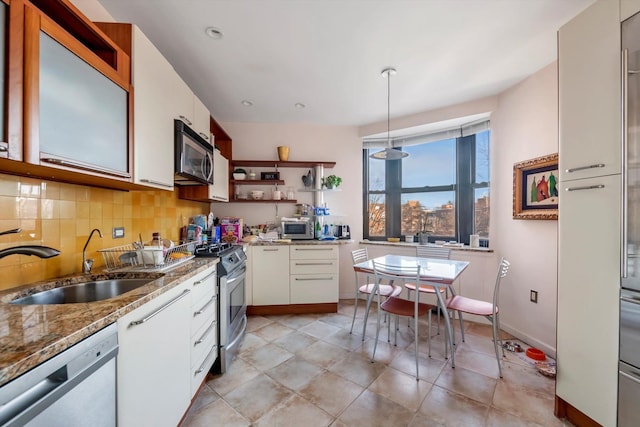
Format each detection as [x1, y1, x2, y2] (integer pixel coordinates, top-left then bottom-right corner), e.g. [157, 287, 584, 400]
[112, 227, 125, 239]
[530, 290, 538, 303]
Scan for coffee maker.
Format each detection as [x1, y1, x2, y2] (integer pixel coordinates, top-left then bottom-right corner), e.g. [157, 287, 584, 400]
[334, 225, 351, 239]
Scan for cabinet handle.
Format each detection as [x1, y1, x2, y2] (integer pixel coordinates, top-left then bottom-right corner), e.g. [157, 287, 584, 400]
[295, 277, 333, 281]
[194, 321, 216, 346]
[140, 178, 173, 188]
[564, 185, 605, 192]
[194, 271, 216, 285]
[294, 247, 333, 251]
[621, 296, 640, 306]
[199, 132, 210, 141]
[0, 142, 7, 152]
[129, 289, 191, 327]
[194, 295, 216, 316]
[263, 248, 280, 252]
[295, 262, 333, 266]
[178, 115, 193, 126]
[564, 164, 605, 173]
[623, 49, 630, 279]
[41, 154, 131, 179]
[194, 347, 217, 376]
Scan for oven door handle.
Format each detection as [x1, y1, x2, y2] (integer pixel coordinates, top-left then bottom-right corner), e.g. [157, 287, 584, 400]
[225, 266, 247, 284]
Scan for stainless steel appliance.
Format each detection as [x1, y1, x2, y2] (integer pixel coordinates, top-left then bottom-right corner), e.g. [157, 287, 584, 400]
[334, 224, 351, 240]
[281, 218, 314, 240]
[195, 243, 247, 374]
[0, 323, 118, 427]
[621, 13, 640, 426]
[174, 119, 213, 186]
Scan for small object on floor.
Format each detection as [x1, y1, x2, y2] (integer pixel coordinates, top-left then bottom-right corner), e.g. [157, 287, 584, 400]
[503, 341, 523, 352]
[535, 361, 557, 378]
[526, 347, 546, 361]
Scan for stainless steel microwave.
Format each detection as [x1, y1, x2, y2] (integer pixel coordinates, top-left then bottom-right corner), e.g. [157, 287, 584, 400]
[174, 120, 213, 185]
[281, 219, 315, 240]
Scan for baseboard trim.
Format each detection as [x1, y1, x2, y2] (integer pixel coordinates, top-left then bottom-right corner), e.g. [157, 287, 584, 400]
[555, 395, 602, 427]
[248, 303, 338, 315]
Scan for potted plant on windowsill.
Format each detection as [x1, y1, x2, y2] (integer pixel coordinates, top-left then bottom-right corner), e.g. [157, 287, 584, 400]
[417, 213, 435, 244]
[323, 175, 342, 189]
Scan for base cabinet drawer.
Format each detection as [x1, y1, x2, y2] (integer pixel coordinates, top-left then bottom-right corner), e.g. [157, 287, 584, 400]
[290, 274, 338, 303]
[192, 346, 218, 395]
[290, 259, 337, 275]
[290, 246, 338, 260]
[191, 292, 216, 335]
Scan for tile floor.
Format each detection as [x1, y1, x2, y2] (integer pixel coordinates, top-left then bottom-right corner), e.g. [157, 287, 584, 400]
[182, 300, 572, 427]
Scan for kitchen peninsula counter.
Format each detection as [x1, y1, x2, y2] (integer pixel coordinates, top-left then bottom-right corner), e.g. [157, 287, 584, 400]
[248, 239, 353, 246]
[0, 258, 218, 387]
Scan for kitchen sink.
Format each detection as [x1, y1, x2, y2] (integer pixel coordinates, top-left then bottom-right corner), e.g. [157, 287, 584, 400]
[10, 278, 155, 305]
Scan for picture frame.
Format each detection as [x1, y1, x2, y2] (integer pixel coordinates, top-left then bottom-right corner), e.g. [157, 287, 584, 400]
[261, 171, 280, 180]
[513, 153, 559, 220]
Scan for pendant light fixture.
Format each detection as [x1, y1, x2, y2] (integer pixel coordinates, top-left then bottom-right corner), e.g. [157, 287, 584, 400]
[370, 67, 408, 160]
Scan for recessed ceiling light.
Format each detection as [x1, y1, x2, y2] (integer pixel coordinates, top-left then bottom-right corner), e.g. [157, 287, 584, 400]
[205, 27, 224, 40]
[241, 100, 253, 107]
[294, 103, 306, 109]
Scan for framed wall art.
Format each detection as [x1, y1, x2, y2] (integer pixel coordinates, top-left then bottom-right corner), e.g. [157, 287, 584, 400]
[513, 153, 558, 220]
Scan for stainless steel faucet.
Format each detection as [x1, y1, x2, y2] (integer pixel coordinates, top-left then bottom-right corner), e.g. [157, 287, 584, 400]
[0, 228, 61, 259]
[82, 228, 103, 273]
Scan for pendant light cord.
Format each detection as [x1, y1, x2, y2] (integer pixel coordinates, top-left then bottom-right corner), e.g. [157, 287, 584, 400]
[387, 69, 391, 148]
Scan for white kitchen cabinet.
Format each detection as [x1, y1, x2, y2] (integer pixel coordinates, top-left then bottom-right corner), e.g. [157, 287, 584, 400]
[252, 246, 290, 305]
[622, 0, 640, 21]
[557, 175, 620, 427]
[130, 26, 175, 190]
[558, 0, 621, 182]
[189, 267, 218, 395]
[116, 281, 191, 427]
[557, 2, 621, 425]
[210, 148, 229, 202]
[289, 246, 339, 303]
[193, 95, 212, 143]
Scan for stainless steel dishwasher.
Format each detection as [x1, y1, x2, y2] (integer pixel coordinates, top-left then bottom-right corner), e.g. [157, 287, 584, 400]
[0, 323, 118, 427]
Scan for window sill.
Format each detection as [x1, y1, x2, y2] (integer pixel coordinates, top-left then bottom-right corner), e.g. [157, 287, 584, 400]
[359, 240, 493, 253]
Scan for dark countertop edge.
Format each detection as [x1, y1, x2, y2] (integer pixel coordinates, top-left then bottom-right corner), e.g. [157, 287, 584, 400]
[0, 258, 219, 387]
[248, 239, 354, 246]
[359, 240, 493, 253]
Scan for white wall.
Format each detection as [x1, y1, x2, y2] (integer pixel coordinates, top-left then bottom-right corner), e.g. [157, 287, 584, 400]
[212, 123, 362, 298]
[491, 62, 559, 356]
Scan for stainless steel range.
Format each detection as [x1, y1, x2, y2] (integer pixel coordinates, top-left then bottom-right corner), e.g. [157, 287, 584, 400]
[195, 243, 247, 374]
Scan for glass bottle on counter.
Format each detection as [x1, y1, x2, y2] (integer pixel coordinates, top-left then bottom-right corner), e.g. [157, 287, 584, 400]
[150, 232, 162, 247]
[315, 219, 321, 239]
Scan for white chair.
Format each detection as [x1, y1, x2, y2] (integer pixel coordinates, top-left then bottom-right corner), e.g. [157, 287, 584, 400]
[446, 257, 511, 377]
[350, 248, 402, 340]
[405, 246, 451, 334]
[370, 259, 435, 380]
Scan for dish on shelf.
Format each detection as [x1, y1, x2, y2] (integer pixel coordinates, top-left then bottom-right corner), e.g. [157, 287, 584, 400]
[233, 173, 246, 180]
[250, 190, 264, 200]
[387, 237, 400, 242]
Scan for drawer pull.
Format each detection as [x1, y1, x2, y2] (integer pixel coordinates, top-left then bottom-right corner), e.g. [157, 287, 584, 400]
[129, 289, 191, 327]
[194, 271, 216, 285]
[263, 248, 280, 252]
[194, 295, 216, 316]
[565, 184, 605, 192]
[565, 163, 605, 173]
[140, 179, 173, 188]
[294, 248, 333, 251]
[295, 277, 333, 281]
[195, 347, 217, 376]
[199, 132, 210, 141]
[194, 321, 216, 346]
[295, 262, 333, 266]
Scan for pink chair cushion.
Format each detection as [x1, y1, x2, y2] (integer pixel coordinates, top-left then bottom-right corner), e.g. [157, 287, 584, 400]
[359, 283, 402, 297]
[446, 295, 497, 317]
[380, 296, 435, 317]
[404, 282, 445, 294]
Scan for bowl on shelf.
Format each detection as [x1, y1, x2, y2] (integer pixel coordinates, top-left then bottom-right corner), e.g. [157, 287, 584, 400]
[387, 237, 400, 243]
[250, 190, 264, 200]
[233, 173, 246, 180]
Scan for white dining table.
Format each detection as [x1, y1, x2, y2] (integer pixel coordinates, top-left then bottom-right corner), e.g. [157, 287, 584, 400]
[353, 254, 470, 367]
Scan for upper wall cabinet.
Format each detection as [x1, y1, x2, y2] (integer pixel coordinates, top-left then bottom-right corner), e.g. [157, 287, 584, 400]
[558, 0, 621, 181]
[621, 0, 640, 21]
[96, 23, 175, 190]
[174, 77, 211, 144]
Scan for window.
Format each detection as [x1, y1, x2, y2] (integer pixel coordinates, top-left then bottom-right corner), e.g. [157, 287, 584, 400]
[363, 128, 490, 245]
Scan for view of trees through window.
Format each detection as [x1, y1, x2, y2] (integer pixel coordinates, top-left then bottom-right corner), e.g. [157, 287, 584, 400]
[364, 130, 490, 243]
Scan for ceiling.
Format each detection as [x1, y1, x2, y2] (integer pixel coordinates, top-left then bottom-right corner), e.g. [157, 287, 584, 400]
[97, 0, 595, 128]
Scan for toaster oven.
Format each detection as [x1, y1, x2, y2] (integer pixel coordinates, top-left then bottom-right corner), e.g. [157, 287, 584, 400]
[281, 219, 314, 240]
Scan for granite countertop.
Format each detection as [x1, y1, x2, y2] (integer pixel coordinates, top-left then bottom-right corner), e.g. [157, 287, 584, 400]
[0, 258, 218, 387]
[249, 239, 353, 246]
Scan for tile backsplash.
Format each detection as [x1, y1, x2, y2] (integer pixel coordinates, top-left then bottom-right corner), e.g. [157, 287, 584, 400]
[0, 174, 209, 291]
